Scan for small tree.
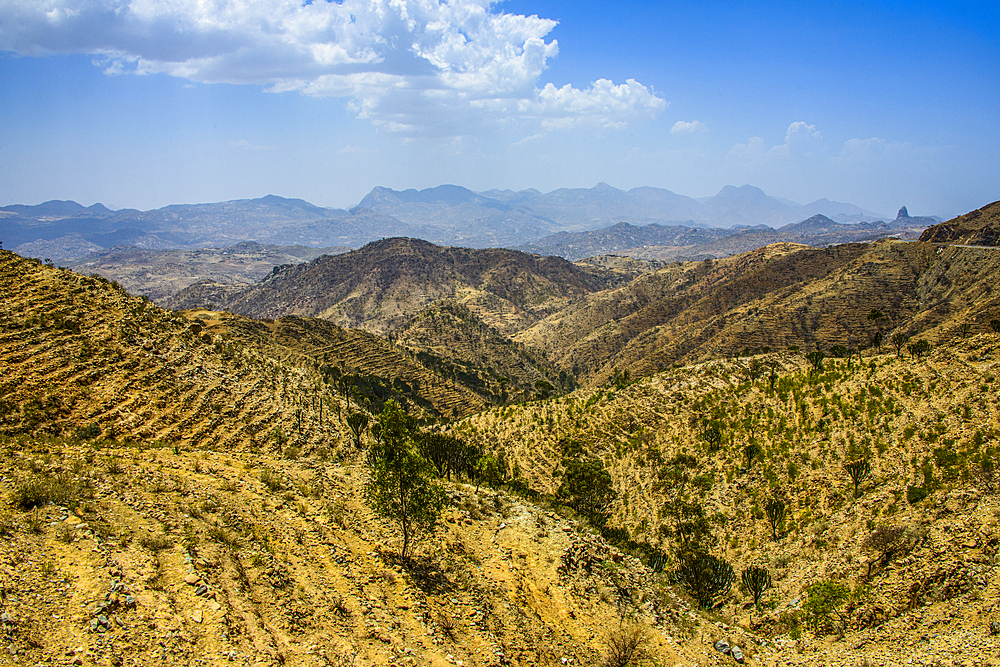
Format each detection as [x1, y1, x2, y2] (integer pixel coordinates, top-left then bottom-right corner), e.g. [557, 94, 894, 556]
[364, 400, 444, 561]
[806, 350, 825, 373]
[741, 565, 772, 609]
[661, 497, 713, 549]
[891, 332, 909, 358]
[557, 457, 616, 529]
[764, 497, 786, 540]
[674, 549, 735, 609]
[702, 424, 723, 452]
[844, 458, 871, 498]
[862, 524, 907, 576]
[743, 443, 763, 470]
[908, 339, 931, 359]
[603, 624, 648, 667]
[990, 319, 1000, 333]
[959, 322, 972, 338]
[346, 412, 369, 448]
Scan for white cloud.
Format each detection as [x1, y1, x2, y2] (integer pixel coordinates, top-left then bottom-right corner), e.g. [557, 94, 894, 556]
[727, 121, 824, 165]
[671, 120, 707, 134]
[0, 0, 666, 136]
[835, 137, 887, 164]
[228, 139, 274, 151]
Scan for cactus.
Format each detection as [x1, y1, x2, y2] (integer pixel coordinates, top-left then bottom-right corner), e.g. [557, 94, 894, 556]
[674, 549, 735, 609]
[741, 566, 772, 608]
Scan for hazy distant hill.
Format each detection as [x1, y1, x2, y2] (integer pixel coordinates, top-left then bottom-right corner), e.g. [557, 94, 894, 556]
[68, 241, 350, 303]
[519, 214, 929, 261]
[167, 237, 626, 334]
[360, 183, 890, 237]
[2, 195, 410, 260]
[3, 186, 899, 260]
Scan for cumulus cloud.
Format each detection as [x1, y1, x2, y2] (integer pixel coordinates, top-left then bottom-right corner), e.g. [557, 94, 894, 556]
[671, 120, 707, 134]
[0, 0, 666, 136]
[727, 121, 824, 165]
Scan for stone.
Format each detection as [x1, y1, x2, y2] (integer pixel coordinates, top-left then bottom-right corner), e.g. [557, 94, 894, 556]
[192, 609, 203, 624]
[714, 639, 731, 654]
[195, 584, 209, 597]
[731, 645, 744, 663]
[184, 573, 200, 585]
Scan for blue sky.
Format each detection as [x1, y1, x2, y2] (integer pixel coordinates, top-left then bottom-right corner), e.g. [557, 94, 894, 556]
[1, 0, 997, 218]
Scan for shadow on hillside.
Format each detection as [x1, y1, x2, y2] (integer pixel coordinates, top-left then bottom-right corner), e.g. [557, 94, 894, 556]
[379, 548, 454, 593]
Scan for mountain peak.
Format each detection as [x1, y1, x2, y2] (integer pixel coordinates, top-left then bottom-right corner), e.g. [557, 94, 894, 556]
[897, 206, 910, 219]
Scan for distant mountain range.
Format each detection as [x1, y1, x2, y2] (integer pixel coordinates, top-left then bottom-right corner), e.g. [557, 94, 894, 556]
[1, 184, 936, 261]
[521, 213, 932, 262]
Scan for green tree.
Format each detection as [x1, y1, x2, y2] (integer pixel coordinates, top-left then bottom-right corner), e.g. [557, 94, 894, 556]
[743, 443, 763, 470]
[908, 339, 930, 359]
[346, 412, 369, 448]
[702, 424, 723, 452]
[806, 350, 825, 373]
[363, 400, 445, 561]
[557, 457, 616, 529]
[474, 454, 503, 492]
[845, 458, 871, 498]
[891, 332, 909, 358]
[661, 497, 713, 550]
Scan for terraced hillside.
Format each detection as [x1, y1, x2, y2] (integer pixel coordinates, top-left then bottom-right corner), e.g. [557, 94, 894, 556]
[396, 301, 573, 404]
[456, 339, 1000, 663]
[519, 240, 1000, 386]
[167, 237, 626, 335]
[0, 250, 483, 450]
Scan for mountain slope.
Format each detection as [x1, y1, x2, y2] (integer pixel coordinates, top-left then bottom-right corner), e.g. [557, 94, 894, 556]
[168, 238, 626, 335]
[519, 240, 1000, 386]
[919, 200, 1000, 246]
[456, 341, 1000, 664]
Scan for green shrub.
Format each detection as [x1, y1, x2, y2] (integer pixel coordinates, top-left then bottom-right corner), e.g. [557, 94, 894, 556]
[803, 579, 850, 635]
[260, 468, 282, 492]
[906, 485, 928, 504]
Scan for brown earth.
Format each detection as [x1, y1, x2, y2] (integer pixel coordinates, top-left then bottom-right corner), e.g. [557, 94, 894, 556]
[920, 201, 1000, 246]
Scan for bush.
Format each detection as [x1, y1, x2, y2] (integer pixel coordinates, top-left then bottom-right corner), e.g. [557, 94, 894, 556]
[260, 468, 282, 492]
[906, 485, 928, 504]
[803, 580, 850, 635]
[138, 533, 173, 552]
[603, 624, 649, 667]
[12, 472, 84, 510]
